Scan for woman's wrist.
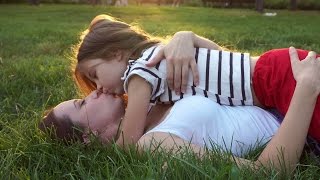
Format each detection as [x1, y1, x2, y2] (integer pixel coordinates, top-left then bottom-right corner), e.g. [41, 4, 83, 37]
[296, 81, 320, 98]
[173, 31, 194, 45]
[174, 31, 194, 38]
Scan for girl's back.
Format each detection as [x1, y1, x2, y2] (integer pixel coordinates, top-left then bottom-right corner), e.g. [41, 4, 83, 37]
[122, 45, 253, 106]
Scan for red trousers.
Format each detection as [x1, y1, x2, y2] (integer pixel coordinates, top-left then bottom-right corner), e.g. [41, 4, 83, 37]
[253, 48, 320, 141]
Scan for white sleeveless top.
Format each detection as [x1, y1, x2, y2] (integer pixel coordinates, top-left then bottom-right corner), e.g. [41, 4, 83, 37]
[144, 96, 280, 157]
[121, 45, 253, 106]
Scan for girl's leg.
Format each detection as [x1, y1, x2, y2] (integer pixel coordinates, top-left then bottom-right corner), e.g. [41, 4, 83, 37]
[250, 56, 264, 107]
[252, 48, 320, 141]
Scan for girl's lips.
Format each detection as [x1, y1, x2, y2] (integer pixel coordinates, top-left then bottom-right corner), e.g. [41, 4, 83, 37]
[97, 91, 102, 98]
[92, 90, 103, 99]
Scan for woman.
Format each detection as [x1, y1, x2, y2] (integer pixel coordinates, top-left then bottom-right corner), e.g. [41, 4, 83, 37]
[139, 46, 319, 173]
[40, 46, 320, 173]
[145, 32, 320, 172]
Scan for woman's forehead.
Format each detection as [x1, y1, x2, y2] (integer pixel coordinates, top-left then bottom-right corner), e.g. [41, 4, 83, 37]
[54, 99, 81, 118]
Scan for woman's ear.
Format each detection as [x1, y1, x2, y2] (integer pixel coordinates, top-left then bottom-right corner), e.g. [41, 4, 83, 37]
[98, 124, 119, 144]
[82, 132, 90, 144]
[82, 129, 98, 144]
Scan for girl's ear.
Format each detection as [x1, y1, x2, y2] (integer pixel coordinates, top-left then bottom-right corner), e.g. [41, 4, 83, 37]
[114, 50, 125, 62]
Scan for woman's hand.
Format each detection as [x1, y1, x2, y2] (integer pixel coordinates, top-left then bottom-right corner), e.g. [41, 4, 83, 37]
[256, 47, 320, 173]
[289, 47, 320, 95]
[146, 31, 223, 95]
[146, 31, 199, 95]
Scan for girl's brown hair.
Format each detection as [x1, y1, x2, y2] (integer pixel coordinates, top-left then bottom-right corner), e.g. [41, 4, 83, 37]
[72, 14, 163, 95]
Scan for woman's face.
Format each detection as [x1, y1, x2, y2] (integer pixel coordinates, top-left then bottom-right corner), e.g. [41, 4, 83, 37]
[53, 90, 125, 143]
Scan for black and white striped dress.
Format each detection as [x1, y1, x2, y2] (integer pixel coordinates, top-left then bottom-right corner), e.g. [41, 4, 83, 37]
[121, 45, 253, 106]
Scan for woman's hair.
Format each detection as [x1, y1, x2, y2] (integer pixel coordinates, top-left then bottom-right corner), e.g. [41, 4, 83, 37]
[72, 14, 163, 95]
[38, 109, 84, 144]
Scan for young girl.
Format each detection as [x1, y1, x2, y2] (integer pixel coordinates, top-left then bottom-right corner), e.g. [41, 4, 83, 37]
[74, 14, 320, 147]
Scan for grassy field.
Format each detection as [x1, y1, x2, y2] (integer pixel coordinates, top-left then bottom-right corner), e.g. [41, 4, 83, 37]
[0, 4, 320, 179]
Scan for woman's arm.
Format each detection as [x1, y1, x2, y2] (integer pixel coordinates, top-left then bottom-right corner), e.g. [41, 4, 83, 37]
[138, 82, 314, 171]
[138, 47, 320, 172]
[116, 75, 152, 148]
[191, 31, 224, 50]
[253, 48, 320, 172]
[253, 82, 317, 172]
[146, 31, 222, 95]
[138, 88, 314, 172]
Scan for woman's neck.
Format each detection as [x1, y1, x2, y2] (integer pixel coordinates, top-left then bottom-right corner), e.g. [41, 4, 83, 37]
[114, 104, 172, 142]
[144, 104, 172, 133]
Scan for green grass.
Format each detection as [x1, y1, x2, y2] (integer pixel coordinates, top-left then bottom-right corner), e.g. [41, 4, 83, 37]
[1, 4, 320, 179]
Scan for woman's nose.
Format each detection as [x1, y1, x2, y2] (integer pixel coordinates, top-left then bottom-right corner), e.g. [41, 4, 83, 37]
[102, 88, 109, 94]
[90, 90, 101, 99]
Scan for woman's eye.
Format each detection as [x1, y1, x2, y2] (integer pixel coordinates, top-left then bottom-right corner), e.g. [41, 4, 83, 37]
[80, 100, 86, 107]
[90, 71, 97, 79]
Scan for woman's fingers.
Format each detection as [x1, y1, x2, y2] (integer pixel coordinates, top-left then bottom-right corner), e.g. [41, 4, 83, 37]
[146, 47, 164, 67]
[307, 50, 317, 61]
[147, 32, 202, 94]
[181, 63, 189, 93]
[173, 61, 182, 94]
[289, 46, 299, 65]
[289, 47, 320, 95]
[289, 47, 300, 81]
[166, 60, 174, 90]
[190, 59, 199, 86]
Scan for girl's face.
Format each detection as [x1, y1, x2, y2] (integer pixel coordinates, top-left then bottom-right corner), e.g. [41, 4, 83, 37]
[78, 54, 128, 95]
[54, 90, 125, 143]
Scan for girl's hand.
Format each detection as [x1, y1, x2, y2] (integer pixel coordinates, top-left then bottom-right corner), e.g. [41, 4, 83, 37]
[146, 31, 199, 95]
[289, 47, 320, 95]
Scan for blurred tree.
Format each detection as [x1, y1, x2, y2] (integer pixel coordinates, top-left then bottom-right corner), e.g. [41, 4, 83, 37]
[28, 0, 40, 5]
[89, 0, 101, 5]
[255, 0, 263, 12]
[290, 0, 297, 10]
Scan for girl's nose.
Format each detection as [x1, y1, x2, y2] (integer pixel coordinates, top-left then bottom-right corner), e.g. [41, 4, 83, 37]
[96, 83, 102, 91]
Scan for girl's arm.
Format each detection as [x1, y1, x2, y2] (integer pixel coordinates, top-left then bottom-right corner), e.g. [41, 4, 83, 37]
[116, 75, 152, 148]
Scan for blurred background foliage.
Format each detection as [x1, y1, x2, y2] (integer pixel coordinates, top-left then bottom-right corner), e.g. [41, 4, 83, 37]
[2, 0, 320, 10]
